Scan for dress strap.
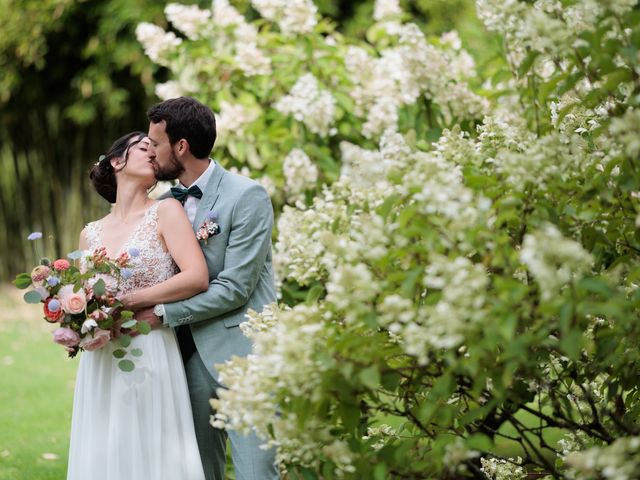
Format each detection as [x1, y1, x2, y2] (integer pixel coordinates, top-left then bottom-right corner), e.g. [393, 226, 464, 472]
[84, 221, 103, 252]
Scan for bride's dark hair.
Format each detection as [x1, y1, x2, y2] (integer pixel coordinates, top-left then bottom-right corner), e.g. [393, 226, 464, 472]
[89, 131, 147, 203]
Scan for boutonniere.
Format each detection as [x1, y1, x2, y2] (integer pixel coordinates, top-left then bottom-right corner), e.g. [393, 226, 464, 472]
[196, 211, 221, 244]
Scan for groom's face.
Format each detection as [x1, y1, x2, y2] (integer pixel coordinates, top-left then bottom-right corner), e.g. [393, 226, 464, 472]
[148, 120, 185, 181]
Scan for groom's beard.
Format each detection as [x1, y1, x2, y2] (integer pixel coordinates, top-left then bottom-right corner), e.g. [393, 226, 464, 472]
[154, 150, 185, 181]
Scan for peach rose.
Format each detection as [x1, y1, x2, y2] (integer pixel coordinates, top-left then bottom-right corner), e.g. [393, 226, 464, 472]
[79, 328, 111, 351]
[58, 285, 87, 315]
[53, 327, 80, 347]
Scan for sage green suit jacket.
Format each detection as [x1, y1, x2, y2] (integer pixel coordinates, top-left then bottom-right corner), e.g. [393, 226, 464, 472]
[161, 162, 276, 382]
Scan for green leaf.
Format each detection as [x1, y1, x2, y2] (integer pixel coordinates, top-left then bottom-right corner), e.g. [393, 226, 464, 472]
[560, 329, 583, 361]
[578, 277, 613, 297]
[131, 348, 143, 357]
[136, 321, 151, 335]
[92, 279, 105, 297]
[401, 267, 423, 297]
[24, 290, 43, 304]
[118, 334, 132, 348]
[13, 274, 33, 289]
[517, 50, 539, 77]
[121, 319, 137, 329]
[120, 310, 134, 320]
[112, 349, 126, 359]
[305, 283, 325, 304]
[118, 359, 135, 372]
[337, 401, 360, 433]
[373, 463, 388, 480]
[358, 366, 380, 390]
[466, 433, 494, 451]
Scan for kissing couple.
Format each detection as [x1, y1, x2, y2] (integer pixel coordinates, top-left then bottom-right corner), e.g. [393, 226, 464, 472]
[66, 96, 280, 480]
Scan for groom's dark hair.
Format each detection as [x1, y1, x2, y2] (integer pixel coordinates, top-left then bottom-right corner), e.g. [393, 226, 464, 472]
[147, 97, 216, 159]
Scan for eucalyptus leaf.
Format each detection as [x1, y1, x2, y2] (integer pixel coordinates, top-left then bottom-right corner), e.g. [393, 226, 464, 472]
[112, 349, 126, 359]
[118, 359, 135, 372]
[121, 319, 137, 329]
[24, 290, 44, 304]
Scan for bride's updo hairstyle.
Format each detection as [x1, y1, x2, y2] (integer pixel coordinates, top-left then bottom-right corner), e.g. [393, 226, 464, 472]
[89, 131, 147, 203]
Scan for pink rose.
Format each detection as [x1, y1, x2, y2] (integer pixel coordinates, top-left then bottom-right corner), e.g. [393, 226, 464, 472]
[58, 285, 87, 314]
[31, 265, 51, 284]
[53, 259, 71, 271]
[79, 328, 111, 351]
[53, 327, 80, 347]
[90, 309, 108, 322]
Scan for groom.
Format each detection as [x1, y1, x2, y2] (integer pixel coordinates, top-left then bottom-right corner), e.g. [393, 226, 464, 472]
[139, 96, 279, 480]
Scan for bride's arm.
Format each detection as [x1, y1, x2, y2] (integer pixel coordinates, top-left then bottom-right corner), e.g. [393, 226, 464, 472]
[120, 199, 209, 309]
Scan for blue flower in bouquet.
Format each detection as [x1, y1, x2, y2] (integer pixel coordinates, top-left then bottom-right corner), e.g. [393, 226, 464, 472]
[27, 232, 43, 241]
[47, 277, 60, 287]
[48, 299, 61, 312]
[127, 247, 140, 258]
[121, 268, 133, 280]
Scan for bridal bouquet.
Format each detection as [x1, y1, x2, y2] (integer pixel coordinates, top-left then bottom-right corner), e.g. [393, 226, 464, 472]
[13, 233, 150, 372]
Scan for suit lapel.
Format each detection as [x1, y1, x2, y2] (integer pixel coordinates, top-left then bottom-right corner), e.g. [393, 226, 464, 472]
[193, 161, 225, 231]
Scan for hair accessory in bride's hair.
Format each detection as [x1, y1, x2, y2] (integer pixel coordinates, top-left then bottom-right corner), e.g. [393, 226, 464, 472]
[95, 154, 106, 166]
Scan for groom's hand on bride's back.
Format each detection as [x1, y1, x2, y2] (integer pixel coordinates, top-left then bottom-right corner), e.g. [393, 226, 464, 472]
[133, 307, 164, 335]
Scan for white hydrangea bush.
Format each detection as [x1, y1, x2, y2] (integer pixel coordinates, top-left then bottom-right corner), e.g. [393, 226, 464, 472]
[139, 0, 640, 477]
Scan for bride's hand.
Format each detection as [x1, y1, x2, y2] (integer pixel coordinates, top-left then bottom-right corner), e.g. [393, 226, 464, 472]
[118, 292, 138, 310]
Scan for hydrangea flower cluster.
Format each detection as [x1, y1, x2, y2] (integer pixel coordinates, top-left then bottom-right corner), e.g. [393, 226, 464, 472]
[135, 23, 182, 67]
[520, 224, 594, 300]
[282, 148, 318, 204]
[165, 3, 211, 40]
[274, 74, 336, 137]
[251, 0, 317, 34]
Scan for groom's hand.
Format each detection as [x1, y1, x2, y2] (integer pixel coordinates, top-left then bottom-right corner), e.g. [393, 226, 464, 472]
[134, 307, 164, 333]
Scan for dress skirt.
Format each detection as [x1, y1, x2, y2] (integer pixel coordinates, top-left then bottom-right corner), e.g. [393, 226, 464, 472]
[67, 328, 205, 480]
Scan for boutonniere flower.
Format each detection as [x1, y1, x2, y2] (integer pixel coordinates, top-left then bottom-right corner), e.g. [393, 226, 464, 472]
[196, 211, 221, 244]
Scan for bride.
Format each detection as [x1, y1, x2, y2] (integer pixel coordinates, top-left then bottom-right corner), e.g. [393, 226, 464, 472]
[67, 131, 208, 480]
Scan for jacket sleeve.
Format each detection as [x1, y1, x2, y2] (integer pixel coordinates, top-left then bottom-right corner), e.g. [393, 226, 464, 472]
[162, 184, 273, 327]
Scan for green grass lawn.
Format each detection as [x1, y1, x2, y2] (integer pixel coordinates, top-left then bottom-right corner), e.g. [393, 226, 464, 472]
[0, 286, 76, 480]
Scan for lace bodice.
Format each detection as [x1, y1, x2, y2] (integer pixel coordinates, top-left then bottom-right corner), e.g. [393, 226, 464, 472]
[84, 202, 178, 295]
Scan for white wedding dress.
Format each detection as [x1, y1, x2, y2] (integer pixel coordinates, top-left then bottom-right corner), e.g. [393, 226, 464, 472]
[67, 202, 205, 480]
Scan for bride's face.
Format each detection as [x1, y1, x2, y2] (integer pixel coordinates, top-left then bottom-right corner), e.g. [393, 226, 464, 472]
[118, 137, 156, 187]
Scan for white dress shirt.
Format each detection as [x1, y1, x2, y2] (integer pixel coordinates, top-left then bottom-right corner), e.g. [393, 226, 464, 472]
[156, 160, 215, 321]
[180, 160, 215, 224]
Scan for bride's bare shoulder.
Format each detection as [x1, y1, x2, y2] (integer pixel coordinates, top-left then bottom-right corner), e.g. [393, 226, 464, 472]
[156, 198, 186, 217]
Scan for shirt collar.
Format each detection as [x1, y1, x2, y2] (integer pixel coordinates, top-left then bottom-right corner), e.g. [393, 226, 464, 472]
[180, 159, 215, 190]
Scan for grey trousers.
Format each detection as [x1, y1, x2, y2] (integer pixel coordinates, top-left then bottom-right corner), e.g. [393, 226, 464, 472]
[184, 351, 280, 480]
